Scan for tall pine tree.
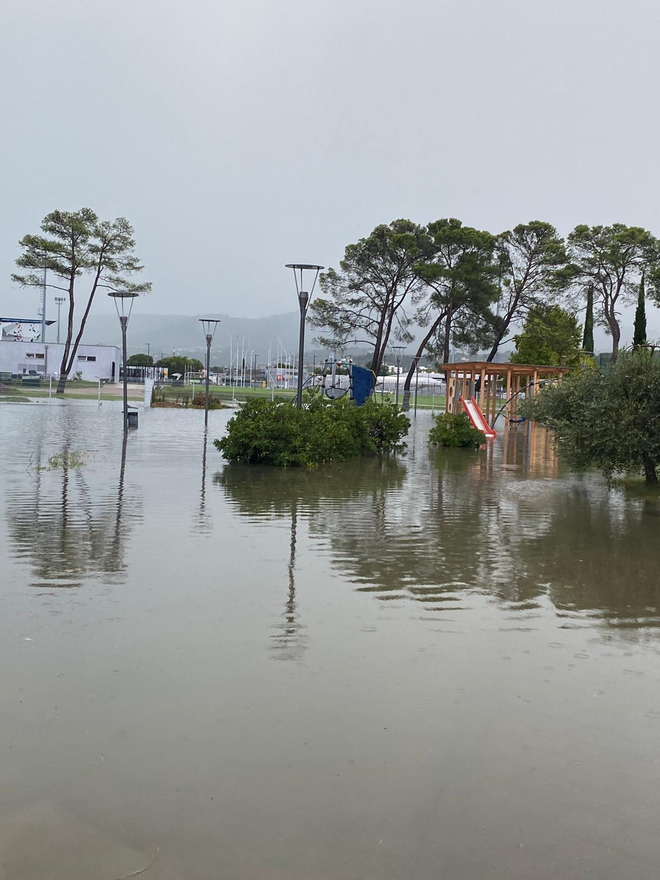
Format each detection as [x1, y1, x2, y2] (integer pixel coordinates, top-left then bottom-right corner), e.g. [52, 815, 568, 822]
[633, 274, 647, 347]
[582, 284, 594, 354]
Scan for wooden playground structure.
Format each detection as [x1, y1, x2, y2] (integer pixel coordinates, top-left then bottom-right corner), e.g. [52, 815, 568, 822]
[440, 361, 570, 428]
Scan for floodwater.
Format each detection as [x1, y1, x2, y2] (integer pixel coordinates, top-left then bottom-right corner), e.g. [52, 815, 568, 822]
[1, 402, 660, 880]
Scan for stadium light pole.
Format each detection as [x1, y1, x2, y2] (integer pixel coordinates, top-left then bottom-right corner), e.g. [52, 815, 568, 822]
[54, 297, 66, 344]
[199, 319, 221, 426]
[285, 263, 324, 408]
[392, 345, 405, 406]
[108, 290, 139, 432]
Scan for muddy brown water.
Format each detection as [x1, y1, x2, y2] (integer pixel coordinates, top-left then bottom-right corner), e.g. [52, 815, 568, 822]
[1, 401, 659, 879]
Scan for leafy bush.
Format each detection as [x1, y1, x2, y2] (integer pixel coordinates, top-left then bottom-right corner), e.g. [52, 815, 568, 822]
[215, 397, 410, 466]
[428, 412, 484, 449]
[191, 393, 227, 409]
[522, 350, 660, 485]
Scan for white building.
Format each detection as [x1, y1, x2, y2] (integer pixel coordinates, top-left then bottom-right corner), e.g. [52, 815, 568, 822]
[0, 340, 120, 382]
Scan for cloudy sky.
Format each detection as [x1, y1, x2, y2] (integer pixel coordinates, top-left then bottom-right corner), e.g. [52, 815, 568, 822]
[2, 0, 659, 341]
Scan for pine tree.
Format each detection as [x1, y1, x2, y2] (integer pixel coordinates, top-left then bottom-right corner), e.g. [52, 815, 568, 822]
[633, 274, 647, 347]
[582, 284, 594, 354]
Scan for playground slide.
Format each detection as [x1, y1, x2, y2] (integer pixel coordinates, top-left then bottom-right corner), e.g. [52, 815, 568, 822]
[460, 396, 497, 439]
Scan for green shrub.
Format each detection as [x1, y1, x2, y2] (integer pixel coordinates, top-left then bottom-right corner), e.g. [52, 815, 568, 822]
[521, 350, 660, 485]
[428, 412, 484, 449]
[191, 393, 228, 409]
[215, 397, 410, 466]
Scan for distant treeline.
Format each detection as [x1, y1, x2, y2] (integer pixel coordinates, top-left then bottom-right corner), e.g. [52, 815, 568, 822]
[309, 219, 659, 406]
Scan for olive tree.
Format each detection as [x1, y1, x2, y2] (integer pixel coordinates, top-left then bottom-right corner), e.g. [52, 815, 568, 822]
[523, 350, 660, 485]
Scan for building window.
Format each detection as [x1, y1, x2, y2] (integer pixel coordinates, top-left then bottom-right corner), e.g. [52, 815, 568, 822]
[78, 355, 87, 361]
[35, 353, 44, 359]
[87, 356, 96, 362]
[26, 353, 35, 358]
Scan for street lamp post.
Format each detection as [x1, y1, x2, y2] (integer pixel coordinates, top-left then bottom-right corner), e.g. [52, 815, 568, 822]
[54, 296, 66, 344]
[108, 290, 139, 432]
[392, 345, 405, 406]
[199, 319, 221, 426]
[285, 264, 324, 408]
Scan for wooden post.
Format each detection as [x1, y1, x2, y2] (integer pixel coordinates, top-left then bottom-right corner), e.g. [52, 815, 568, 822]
[505, 368, 512, 424]
[511, 374, 519, 421]
[485, 371, 492, 425]
[479, 367, 486, 410]
[491, 372, 498, 425]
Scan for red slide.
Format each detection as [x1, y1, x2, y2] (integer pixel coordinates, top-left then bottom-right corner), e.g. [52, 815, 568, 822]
[460, 396, 497, 439]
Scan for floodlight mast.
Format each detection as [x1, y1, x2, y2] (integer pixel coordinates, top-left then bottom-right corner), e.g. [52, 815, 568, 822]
[199, 319, 221, 426]
[392, 345, 405, 407]
[285, 264, 324, 408]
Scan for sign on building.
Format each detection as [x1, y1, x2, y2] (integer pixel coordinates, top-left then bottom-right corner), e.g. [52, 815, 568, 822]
[1, 322, 42, 342]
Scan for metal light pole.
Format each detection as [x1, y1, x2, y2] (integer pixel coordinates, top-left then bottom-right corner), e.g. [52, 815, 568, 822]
[286, 263, 323, 408]
[393, 345, 405, 407]
[109, 290, 139, 432]
[54, 296, 65, 344]
[41, 267, 47, 344]
[199, 319, 221, 426]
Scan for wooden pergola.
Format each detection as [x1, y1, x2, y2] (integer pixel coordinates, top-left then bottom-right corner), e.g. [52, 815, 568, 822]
[440, 361, 570, 426]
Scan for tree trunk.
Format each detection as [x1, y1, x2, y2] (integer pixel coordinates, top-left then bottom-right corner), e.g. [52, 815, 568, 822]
[608, 316, 621, 362]
[56, 277, 76, 393]
[643, 454, 658, 486]
[487, 321, 509, 363]
[401, 313, 446, 411]
[442, 312, 453, 364]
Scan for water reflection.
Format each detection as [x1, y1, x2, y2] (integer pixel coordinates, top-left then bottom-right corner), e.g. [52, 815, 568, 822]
[218, 442, 660, 640]
[267, 503, 307, 661]
[5, 431, 141, 589]
[197, 427, 212, 533]
[218, 458, 407, 659]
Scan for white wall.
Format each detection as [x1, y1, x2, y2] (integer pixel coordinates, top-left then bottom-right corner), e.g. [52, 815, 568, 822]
[0, 341, 120, 381]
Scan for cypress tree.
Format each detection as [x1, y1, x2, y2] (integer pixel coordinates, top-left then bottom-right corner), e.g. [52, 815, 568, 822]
[582, 284, 594, 354]
[633, 274, 647, 347]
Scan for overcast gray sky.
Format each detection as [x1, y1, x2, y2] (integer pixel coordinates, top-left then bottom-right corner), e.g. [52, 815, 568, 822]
[2, 0, 659, 340]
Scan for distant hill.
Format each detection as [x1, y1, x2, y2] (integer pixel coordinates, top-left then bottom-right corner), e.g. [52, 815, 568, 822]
[72, 310, 519, 366]
[75, 311, 313, 362]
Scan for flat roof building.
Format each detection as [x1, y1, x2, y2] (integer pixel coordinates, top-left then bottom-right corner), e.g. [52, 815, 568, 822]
[0, 341, 120, 382]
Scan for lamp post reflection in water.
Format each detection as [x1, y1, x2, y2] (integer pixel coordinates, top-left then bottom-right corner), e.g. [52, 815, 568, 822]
[197, 427, 212, 533]
[107, 431, 128, 574]
[270, 501, 306, 661]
